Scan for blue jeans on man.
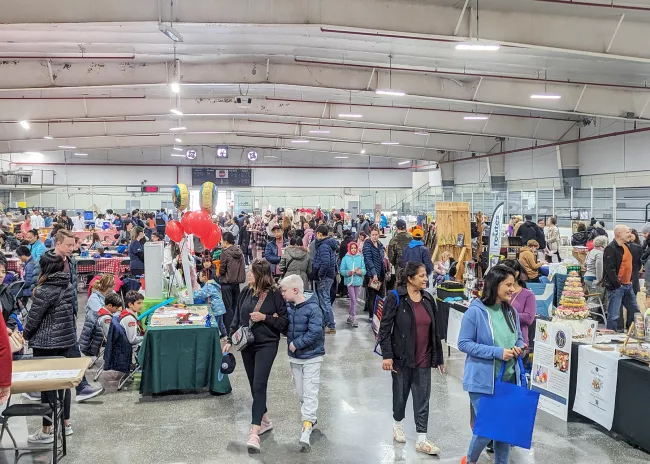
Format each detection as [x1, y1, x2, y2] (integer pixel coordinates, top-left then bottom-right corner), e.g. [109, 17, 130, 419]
[606, 283, 639, 331]
[316, 277, 335, 329]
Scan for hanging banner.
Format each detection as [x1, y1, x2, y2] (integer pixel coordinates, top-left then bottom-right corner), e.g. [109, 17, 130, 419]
[573, 345, 620, 430]
[487, 202, 504, 269]
[531, 320, 573, 421]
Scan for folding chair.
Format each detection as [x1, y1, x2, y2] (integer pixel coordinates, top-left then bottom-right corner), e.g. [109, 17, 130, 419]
[583, 277, 607, 324]
[75, 259, 96, 290]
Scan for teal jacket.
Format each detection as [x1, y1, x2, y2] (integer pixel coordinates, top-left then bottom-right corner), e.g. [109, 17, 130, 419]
[339, 252, 366, 286]
[193, 280, 226, 317]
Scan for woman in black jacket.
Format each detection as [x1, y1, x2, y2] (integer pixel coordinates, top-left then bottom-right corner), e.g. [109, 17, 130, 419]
[379, 261, 444, 456]
[129, 226, 145, 275]
[23, 251, 77, 444]
[224, 259, 288, 453]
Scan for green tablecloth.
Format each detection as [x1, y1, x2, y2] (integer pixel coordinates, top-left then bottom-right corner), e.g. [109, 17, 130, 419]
[138, 324, 232, 395]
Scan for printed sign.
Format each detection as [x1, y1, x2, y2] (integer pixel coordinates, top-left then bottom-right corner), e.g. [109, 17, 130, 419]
[488, 202, 504, 269]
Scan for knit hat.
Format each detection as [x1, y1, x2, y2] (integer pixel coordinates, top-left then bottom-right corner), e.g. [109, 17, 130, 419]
[218, 352, 236, 381]
[641, 222, 650, 235]
[412, 229, 424, 239]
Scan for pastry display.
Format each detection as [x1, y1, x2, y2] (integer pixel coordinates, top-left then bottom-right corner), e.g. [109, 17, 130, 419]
[554, 271, 590, 320]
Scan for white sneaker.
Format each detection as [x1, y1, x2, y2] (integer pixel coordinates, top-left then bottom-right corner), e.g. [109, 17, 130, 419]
[22, 392, 41, 402]
[393, 425, 406, 443]
[28, 430, 53, 444]
[415, 438, 440, 455]
[65, 424, 73, 436]
[299, 421, 312, 450]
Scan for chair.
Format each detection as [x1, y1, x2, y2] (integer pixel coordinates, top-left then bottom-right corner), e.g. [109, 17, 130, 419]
[584, 277, 607, 323]
[75, 259, 96, 289]
[7, 279, 25, 301]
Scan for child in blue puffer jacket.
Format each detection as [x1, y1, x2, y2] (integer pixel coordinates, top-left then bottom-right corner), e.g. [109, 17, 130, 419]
[339, 241, 366, 327]
[193, 269, 227, 338]
[280, 275, 324, 451]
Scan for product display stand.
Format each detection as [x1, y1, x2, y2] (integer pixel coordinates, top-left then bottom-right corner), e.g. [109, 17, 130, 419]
[431, 202, 472, 282]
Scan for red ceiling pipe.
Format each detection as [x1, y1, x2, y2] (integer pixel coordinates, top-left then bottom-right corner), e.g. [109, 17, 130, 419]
[295, 58, 650, 92]
[435, 124, 650, 165]
[534, 0, 650, 12]
[0, 55, 135, 60]
[265, 97, 577, 122]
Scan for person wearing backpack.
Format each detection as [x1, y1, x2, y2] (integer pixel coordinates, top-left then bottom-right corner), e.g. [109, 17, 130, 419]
[378, 261, 444, 456]
[388, 219, 412, 280]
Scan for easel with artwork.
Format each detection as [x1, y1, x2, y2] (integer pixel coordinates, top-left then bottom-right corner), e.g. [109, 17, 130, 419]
[432, 202, 472, 282]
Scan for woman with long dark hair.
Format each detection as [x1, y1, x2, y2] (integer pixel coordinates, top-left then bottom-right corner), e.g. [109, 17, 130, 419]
[378, 262, 444, 456]
[224, 259, 288, 453]
[23, 251, 77, 443]
[500, 260, 536, 348]
[458, 265, 525, 464]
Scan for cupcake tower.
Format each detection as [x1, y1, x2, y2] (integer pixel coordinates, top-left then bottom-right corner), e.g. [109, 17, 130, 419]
[556, 271, 590, 320]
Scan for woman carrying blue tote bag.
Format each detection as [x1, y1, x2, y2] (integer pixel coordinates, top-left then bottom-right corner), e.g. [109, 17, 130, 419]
[458, 265, 531, 464]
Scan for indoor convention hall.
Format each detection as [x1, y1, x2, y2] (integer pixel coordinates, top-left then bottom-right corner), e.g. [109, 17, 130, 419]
[1, 1, 650, 463]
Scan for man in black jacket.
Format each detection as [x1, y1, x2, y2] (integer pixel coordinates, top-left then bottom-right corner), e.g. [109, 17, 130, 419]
[602, 225, 640, 331]
[515, 215, 546, 249]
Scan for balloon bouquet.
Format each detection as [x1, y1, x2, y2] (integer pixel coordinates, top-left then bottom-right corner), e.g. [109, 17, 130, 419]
[165, 182, 223, 303]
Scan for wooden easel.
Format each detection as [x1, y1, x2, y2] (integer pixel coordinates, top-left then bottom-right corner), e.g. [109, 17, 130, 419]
[431, 202, 472, 282]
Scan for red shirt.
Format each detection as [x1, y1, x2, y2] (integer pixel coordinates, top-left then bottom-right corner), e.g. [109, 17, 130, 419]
[413, 301, 432, 368]
[0, 316, 12, 387]
[619, 244, 632, 285]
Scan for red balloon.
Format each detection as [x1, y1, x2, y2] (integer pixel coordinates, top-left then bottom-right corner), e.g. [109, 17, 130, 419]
[181, 211, 195, 235]
[201, 224, 222, 250]
[191, 210, 213, 239]
[166, 220, 185, 243]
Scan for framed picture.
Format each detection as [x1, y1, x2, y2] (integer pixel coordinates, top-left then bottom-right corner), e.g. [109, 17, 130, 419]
[456, 233, 465, 247]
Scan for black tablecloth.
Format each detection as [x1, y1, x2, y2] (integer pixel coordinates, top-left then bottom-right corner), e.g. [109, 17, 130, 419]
[436, 299, 468, 341]
[612, 359, 650, 452]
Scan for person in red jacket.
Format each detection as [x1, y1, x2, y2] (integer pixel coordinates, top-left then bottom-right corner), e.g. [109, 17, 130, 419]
[0, 314, 12, 404]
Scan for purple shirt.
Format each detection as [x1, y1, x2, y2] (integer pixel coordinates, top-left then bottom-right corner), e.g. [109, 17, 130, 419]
[510, 287, 536, 345]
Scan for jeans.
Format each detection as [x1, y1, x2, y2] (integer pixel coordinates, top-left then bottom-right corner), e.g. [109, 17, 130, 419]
[241, 342, 279, 426]
[347, 285, 360, 318]
[316, 277, 335, 329]
[32, 348, 72, 426]
[69, 323, 90, 393]
[606, 283, 639, 331]
[290, 360, 322, 423]
[467, 393, 510, 464]
[392, 366, 431, 433]
[214, 315, 227, 338]
[221, 283, 240, 332]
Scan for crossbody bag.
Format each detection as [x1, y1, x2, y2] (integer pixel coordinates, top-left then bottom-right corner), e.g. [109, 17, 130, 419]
[232, 291, 268, 351]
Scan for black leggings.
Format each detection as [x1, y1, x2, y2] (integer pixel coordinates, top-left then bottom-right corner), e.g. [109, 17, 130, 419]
[240, 342, 279, 426]
[392, 366, 431, 433]
[364, 283, 386, 315]
[32, 347, 72, 426]
[221, 284, 240, 331]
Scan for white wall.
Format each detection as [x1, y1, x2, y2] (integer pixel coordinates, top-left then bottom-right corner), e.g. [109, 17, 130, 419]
[453, 158, 490, 185]
[251, 168, 412, 188]
[504, 140, 559, 181]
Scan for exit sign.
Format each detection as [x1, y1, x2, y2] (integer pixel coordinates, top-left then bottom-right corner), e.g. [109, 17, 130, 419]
[141, 186, 160, 193]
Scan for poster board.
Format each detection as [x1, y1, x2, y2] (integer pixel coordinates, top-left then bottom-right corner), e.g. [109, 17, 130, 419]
[446, 308, 464, 349]
[531, 320, 573, 421]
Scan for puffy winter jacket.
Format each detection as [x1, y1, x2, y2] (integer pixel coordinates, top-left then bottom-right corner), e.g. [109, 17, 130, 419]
[279, 246, 312, 289]
[0, 285, 19, 331]
[85, 290, 105, 315]
[34, 252, 78, 315]
[286, 293, 324, 360]
[313, 237, 338, 279]
[79, 307, 111, 356]
[104, 316, 133, 373]
[219, 245, 246, 284]
[388, 231, 412, 271]
[571, 230, 590, 247]
[362, 239, 386, 279]
[24, 271, 77, 350]
[193, 280, 227, 317]
[401, 240, 434, 275]
[21, 256, 37, 297]
[339, 245, 366, 286]
[516, 220, 546, 249]
[129, 239, 145, 273]
[264, 238, 288, 275]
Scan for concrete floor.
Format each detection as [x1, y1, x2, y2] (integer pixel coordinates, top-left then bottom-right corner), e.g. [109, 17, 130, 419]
[3, 294, 650, 464]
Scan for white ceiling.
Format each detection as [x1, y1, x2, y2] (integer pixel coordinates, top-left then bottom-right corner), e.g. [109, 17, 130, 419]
[1, 0, 650, 169]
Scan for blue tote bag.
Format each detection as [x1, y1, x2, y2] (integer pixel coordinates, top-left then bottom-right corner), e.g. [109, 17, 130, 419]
[473, 357, 540, 449]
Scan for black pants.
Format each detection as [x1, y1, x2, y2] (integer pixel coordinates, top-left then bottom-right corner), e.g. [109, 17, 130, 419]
[364, 283, 386, 316]
[69, 322, 90, 393]
[241, 342, 279, 426]
[221, 284, 240, 332]
[32, 347, 72, 426]
[392, 366, 431, 433]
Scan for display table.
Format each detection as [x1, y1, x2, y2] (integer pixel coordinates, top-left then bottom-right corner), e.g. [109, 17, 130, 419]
[76, 257, 129, 275]
[436, 298, 469, 341]
[138, 324, 232, 395]
[6, 258, 21, 273]
[612, 359, 650, 452]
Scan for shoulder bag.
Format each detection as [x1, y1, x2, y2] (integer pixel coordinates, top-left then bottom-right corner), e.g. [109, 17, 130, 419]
[232, 291, 268, 351]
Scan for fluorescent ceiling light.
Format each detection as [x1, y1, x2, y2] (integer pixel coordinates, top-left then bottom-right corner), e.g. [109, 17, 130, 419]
[309, 130, 330, 134]
[291, 139, 309, 143]
[455, 42, 500, 51]
[24, 152, 42, 155]
[169, 126, 187, 131]
[335, 156, 349, 159]
[171, 154, 185, 157]
[58, 145, 76, 149]
[414, 132, 428, 136]
[265, 155, 278, 159]
[73, 153, 88, 157]
[464, 115, 489, 120]
[530, 94, 561, 100]
[398, 160, 411, 165]
[44, 135, 53, 140]
[172, 147, 183, 151]
[360, 149, 366, 154]
[381, 141, 400, 145]
[170, 82, 180, 93]
[174, 138, 182, 143]
[170, 108, 183, 116]
[338, 113, 363, 118]
[375, 89, 406, 97]
[159, 24, 183, 43]
[19, 120, 29, 129]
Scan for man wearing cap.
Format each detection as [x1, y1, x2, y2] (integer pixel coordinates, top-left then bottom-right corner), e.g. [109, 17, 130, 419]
[401, 228, 433, 276]
[388, 220, 412, 279]
[264, 224, 288, 278]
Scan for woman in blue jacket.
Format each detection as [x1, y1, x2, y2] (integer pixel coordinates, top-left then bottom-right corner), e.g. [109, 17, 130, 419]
[339, 241, 366, 327]
[458, 265, 525, 464]
[362, 228, 386, 320]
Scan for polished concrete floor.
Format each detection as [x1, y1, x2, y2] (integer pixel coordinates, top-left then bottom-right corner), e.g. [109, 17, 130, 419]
[3, 294, 650, 463]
